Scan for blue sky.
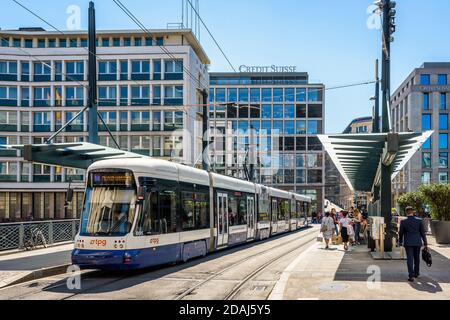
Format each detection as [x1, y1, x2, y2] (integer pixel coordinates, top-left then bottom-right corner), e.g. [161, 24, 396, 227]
[2, 0, 449, 133]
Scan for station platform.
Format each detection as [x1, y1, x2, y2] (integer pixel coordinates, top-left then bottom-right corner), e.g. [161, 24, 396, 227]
[0, 244, 73, 289]
[270, 235, 450, 300]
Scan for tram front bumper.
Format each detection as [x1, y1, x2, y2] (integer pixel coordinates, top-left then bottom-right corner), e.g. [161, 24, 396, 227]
[71, 249, 140, 270]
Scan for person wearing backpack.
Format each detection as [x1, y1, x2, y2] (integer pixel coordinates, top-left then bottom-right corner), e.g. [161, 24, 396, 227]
[321, 211, 335, 250]
[399, 206, 428, 282]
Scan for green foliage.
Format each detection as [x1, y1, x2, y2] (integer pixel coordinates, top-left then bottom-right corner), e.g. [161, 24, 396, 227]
[397, 191, 426, 217]
[419, 184, 450, 221]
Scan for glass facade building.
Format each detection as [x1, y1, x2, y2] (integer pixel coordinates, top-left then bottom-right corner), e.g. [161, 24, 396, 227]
[209, 72, 325, 213]
[0, 29, 210, 222]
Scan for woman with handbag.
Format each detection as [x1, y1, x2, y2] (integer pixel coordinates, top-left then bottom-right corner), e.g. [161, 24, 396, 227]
[321, 212, 335, 250]
[339, 211, 352, 251]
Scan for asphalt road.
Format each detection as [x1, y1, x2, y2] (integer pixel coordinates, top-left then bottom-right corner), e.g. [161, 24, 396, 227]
[0, 226, 319, 300]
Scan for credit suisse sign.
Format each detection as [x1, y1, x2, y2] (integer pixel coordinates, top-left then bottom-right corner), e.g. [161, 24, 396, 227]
[413, 85, 450, 92]
[239, 65, 297, 73]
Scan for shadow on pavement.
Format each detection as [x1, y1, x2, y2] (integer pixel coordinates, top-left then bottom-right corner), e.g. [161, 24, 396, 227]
[333, 247, 450, 289]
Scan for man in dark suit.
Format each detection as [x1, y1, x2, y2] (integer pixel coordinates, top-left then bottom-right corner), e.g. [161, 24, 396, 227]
[399, 206, 428, 282]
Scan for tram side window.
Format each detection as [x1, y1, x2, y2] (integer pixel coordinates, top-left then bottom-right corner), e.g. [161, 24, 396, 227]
[278, 199, 289, 221]
[296, 201, 303, 218]
[181, 191, 209, 231]
[258, 192, 269, 222]
[228, 195, 238, 226]
[291, 200, 297, 219]
[135, 192, 159, 235]
[271, 199, 278, 222]
[160, 190, 177, 233]
[238, 197, 247, 225]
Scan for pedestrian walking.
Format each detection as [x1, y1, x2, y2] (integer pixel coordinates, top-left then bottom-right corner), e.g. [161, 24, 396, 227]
[399, 206, 428, 282]
[330, 208, 339, 236]
[353, 209, 362, 245]
[321, 212, 335, 250]
[339, 211, 352, 251]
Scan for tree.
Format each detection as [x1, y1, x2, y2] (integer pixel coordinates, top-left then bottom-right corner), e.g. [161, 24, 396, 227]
[419, 184, 450, 221]
[397, 191, 426, 217]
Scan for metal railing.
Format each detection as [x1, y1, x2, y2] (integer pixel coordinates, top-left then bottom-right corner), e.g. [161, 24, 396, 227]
[0, 219, 79, 252]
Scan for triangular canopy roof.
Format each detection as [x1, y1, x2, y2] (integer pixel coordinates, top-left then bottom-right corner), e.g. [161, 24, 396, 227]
[318, 131, 433, 192]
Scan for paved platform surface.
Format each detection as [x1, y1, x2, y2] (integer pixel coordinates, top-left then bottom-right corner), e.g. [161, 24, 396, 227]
[270, 236, 450, 300]
[0, 244, 73, 288]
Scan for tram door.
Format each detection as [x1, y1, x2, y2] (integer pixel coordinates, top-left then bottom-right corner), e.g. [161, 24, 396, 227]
[217, 193, 229, 247]
[247, 196, 255, 239]
[271, 199, 278, 234]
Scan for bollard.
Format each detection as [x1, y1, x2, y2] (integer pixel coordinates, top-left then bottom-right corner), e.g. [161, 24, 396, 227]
[48, 221, 54, 245]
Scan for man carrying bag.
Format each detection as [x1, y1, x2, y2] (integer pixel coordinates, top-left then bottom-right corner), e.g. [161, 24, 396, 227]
[399, 206, 428, 282]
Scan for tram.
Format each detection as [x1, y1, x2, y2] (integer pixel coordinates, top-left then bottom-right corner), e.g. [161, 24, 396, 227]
[71, 158, 311, 270]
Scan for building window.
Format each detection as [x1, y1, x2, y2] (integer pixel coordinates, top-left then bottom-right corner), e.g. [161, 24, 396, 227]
[131, 86, 150, 106]
[422, 152, 432, 169]
[66, 61, 84, 78]
[227, 88, 237, 103]
[439, 152, 448, 168]
[164, 86, 183, 106]
[262, 88, 272, 102]
[238, 88, 249, 103]
[421, 172, 431, 184]
[24, 39, 33, 48]
[98, 86, 117, 106]
[215, 88, 225, 103]
[439, 172, 448, 184]
[0, 86, 18, 103]
[48, 39, 56, 48]
[422, 137, 431, 149]
[153, 60, 161, 80]
[420, 74, 430, 85]
[0, 61, 17, 75]
[33, 87, 51, 106]
[250, 88, 261, 103]
[439, 114, 448, 130]
[441, 93, 447, 110]
[285, 105, 295, 119]
[422, 114, 431, 131]
[308, 120, 322, 134]
[273, 88, 283, 102]
[438, 74, 447, 85]
[439, 133, 448, 149]
[99, 61, 117, 75]
[296, 88, 306, 102]
[153, 86, 161, 105]
[423, 93, 430, 110]
[120, 60, 128, 80]
[164, 60, 183, 80]
[33, 62, 51, 75]
[66, 87, 84, 106]
[37, 39, 45, 48]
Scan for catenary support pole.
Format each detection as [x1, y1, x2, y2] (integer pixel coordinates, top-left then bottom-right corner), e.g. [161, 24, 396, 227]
[201, 89, 210, 171]
[88, 1, 99, 144]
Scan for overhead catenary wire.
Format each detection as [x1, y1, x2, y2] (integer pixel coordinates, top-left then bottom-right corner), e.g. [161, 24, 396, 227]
[185, 0, 236, 73]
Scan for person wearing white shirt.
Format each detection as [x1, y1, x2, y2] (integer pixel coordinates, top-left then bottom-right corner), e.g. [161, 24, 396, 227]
[339, 211, 352, 251]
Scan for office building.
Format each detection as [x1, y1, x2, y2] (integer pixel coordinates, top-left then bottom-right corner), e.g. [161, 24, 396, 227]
[391, 63, 449, 202]
[208, 71, 325, 213]
[0, 27, 210, 222]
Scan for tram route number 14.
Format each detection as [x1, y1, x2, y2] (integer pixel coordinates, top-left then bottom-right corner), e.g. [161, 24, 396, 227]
[179, 304, 271, 318]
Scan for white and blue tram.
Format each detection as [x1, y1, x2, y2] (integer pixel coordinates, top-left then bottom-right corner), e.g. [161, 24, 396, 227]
[72, 158, 311, 270]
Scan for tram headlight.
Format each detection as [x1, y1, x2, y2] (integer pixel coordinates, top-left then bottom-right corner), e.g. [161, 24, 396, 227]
[123, 253, 132, 264]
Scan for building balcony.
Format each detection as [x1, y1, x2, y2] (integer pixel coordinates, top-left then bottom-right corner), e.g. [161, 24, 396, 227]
[20, 125, 29, 132]
[21, 75, 29, 82]
[0, 149, 18, 157]
[99, 124, 117, 132]
[65, 125, 84, 132]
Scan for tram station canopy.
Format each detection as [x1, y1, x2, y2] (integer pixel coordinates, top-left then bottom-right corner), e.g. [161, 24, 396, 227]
[318, 131, 433, 192]
[0, 143, 148, 170]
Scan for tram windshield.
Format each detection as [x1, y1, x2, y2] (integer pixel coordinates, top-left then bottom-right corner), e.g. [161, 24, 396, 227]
[80, 172, 137, 237]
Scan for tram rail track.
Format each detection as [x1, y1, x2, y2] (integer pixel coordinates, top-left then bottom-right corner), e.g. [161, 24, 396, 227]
[174, 228, 318, 300]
